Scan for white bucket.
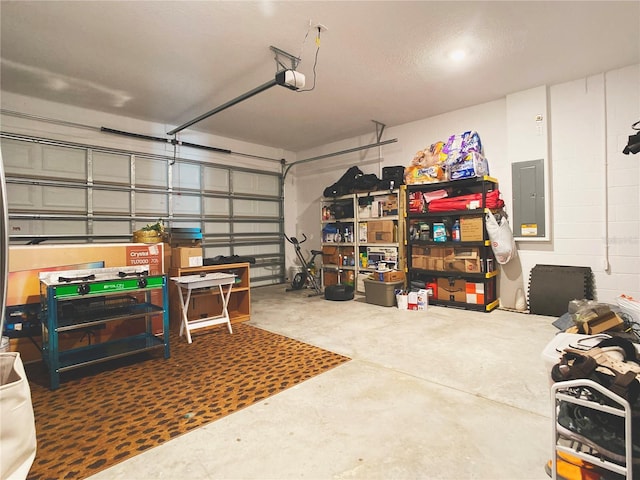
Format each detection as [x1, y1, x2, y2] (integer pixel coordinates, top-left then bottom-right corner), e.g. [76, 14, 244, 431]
[0, 336, 9, 353]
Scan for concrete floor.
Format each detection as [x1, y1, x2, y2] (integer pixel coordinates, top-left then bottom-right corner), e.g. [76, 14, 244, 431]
[87, 284, 559, 480]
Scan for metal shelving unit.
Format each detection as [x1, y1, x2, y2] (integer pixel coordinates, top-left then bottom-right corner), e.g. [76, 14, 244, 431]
[405, 176, 500, 312]
[320, 187, 406, 292]
[551, 379, 633, 479]
[39, 266, 170, 389]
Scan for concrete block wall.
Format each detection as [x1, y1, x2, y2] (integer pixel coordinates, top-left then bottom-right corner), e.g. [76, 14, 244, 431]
[291, 63, 640, 307]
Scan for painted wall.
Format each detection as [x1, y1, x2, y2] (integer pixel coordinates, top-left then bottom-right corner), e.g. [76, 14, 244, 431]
[291, 63, 640, 306]
[2, 63, 638, 306]
[0, 91, 289, 173]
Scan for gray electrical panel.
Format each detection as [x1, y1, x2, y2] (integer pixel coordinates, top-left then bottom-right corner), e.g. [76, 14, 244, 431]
[511, 159, 545, 238]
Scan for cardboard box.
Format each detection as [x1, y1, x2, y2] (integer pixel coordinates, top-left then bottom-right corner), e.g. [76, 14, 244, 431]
[460, 216, 484, 241]
[583, 312, 624, 335]
[7, 243, 168, 356]
[465, 282, 485, 304]
[444, 259, 466, 272]
[427, 246, 447, 258]
[464, 259, 482, 273]
[412, 255, 428, 269]
[444, 257, 481, 273]
[408, 291, 419, 310]
[322, 246, 339, 265]
[171, 247, 203, 268]
[412, 246, 428, 256]
[377, 270, 405, 283]
[414, 246, 444, 271]
[437, 278, 466, 303]
[367, 220, 395, 243]
[416, 289, 429, 310]
[381, 195, 398, 216]
[444, 247, 481, 273]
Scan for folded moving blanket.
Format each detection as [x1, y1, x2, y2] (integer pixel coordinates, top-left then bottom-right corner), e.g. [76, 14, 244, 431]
[204, 255, 256, 265]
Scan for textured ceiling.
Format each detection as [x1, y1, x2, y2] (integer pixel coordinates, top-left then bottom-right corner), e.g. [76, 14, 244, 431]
[1, 1, 638, 152]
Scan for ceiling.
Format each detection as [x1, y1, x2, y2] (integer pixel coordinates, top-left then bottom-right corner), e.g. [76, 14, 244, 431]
[1, 1, 638, 152]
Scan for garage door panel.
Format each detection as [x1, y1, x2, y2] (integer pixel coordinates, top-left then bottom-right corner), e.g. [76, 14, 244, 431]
[203, 222, 230, 234]
[8, 219, 39, 237]
[203, 246, 231, 258]
[233, 199, 279, 217]
[7, 184, 85, 212]
[12, 219, 86, 236]
[93, 152, 130, 184]
[173, 193, 201, 215]
[203, 166, 229, 191]
[233, 171, 278, 195]
[42, 220, 87, 235]
[233, 222, 279, 234]
[42, 186, 86, 211]
[93, 189, 130, 213]
[203, 197, 229, 216]
[136, 157, 167, 187]
[235, 243, 280, 256]
[251, 265, 283, 286]
[42, 145, 86, 180]
[174, 163, 201, 190]
[6, 184, 37, 209]
[2, 139, 39, 174]
[93, 220, 131, 236]
[135, 192, 168, 215]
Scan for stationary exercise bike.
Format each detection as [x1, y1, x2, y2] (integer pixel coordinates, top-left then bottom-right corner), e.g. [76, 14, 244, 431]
[284, 233, 323, 296]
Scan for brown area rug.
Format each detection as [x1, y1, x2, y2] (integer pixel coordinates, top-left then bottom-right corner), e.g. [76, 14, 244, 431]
[25, 323, 350, 480]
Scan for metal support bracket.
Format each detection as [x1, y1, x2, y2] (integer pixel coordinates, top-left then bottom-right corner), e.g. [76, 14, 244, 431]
[373, 120, 386, 143]
[270, 46, 301, 71]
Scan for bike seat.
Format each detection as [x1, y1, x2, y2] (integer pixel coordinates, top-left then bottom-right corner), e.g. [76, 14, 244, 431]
[311, 250, 323, 255]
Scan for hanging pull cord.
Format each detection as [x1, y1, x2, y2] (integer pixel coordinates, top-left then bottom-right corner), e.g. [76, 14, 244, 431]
[170, 134, 178, 165]
[297, 27, 322, 93]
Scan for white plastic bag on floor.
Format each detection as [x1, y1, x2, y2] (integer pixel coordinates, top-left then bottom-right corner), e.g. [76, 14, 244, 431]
[0, 352, 37, 480]
[485, 212, 517, 264]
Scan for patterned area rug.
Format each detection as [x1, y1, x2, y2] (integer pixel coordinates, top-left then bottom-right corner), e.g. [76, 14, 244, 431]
[25, 323, 350, 480]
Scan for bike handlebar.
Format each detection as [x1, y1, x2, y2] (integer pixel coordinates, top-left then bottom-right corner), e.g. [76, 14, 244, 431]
[284, 233, 307, 245]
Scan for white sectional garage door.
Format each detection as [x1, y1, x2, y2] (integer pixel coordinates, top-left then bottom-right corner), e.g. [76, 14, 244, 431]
[1, 134, 283, 285]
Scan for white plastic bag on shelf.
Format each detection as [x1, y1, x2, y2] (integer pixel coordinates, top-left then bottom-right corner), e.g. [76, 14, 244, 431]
[617, 295, 640, 324]
[485, 212, 517, 264]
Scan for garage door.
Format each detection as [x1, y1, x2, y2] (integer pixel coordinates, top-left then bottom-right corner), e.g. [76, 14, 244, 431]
[1, 134, 283, 286]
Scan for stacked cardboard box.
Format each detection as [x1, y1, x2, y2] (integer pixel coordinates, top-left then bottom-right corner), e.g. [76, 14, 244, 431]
[168, 228, 204, 268]
[381, 195, 398, 216]
[443, 247, 481, 273]
[374, 270, 405, 283]
[171, 246, 203, 268]
[460, 215, 484, 241]
[465, 282, 485, 304]
[413, 246, 483, 272]
[367, 220, 395, 243]
[436, 278, 466, 302]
